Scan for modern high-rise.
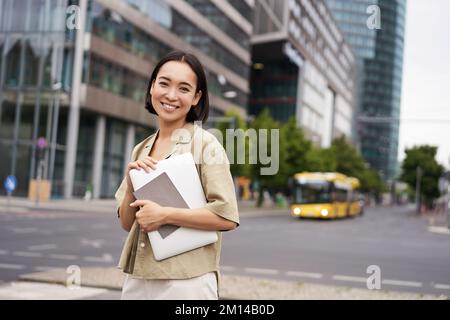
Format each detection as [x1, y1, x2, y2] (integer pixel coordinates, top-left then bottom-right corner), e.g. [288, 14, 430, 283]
[0, 0, 252, 198]
[324, 0, 406, 180]
[249, 0, 357, 147]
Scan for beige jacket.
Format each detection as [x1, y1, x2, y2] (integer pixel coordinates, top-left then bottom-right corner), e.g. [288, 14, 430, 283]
[114, 122, 239, 280]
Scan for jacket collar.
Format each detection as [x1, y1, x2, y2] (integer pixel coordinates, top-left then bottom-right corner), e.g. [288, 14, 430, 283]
[141, 122, 196, 159]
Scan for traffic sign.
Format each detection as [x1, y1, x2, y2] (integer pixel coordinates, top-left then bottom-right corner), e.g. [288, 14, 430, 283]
[4, 175, 17, 194]
[37, 137, 48, 149]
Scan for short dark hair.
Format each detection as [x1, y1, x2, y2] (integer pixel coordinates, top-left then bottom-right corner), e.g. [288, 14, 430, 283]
[145, 50, 209, 123]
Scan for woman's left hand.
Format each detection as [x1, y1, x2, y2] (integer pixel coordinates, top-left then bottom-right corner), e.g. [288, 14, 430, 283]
[130, 200, 168, 232]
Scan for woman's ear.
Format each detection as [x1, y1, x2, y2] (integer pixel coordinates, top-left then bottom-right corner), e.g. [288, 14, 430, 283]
[150, 80, 155, 95]
[192, 90, 202, 107]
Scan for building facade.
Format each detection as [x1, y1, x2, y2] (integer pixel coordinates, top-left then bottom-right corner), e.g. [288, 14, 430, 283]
[249, 0, 357, 147]
[324, 0, 406, 180]
[0, 0, 252, 198]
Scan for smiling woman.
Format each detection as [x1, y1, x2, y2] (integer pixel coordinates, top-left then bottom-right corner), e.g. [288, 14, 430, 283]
[114, 50, 239, 300]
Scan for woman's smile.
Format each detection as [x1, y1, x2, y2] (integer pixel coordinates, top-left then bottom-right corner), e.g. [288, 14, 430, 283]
[161, 102, 180, 113]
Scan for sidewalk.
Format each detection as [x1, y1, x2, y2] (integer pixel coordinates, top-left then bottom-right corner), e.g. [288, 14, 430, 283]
[0, 196, 288, 218]
[2, 267, 446, 300]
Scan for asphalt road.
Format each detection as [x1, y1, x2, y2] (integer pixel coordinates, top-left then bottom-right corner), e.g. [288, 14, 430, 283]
[0, 204, 449, 296]
[222, 205, 450, 295]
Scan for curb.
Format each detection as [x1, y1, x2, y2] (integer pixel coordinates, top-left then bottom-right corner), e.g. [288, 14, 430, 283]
[16, 267, 448, 300]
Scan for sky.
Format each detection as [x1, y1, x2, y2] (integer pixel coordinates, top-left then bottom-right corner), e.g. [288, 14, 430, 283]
[398, 0, 450, 169]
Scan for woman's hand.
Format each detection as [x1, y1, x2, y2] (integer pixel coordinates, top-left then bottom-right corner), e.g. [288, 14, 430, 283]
[126, 156, 158, 190]
[130, 199, 169, 233]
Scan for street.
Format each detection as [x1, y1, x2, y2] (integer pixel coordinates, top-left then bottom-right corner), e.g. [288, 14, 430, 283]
[0, 203, 449, 296]
[222, 205, 450, 295]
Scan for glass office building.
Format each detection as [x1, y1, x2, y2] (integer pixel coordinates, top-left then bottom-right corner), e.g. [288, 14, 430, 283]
[0, 0, 252, 198]
[250, 0, 357, 147]
[324, 0, 406, 180]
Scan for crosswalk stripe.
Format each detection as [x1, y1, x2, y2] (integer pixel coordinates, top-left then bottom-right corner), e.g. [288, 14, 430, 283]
[245, 268, 279, 275]
[382, 279, 422, 287]
[13, 251, 43, 258]
[332, 275, 367, 283]
[286, 271, 323, 279]
[0, 263, 25, 270]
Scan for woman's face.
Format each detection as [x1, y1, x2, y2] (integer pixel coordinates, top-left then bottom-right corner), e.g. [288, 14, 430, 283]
[150, 60, 202, 125]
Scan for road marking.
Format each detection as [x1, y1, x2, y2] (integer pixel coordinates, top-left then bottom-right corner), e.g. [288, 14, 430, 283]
[49, 254, 78, 260]
[0, 249, 9, 255]
[34, 266, 59, 272]
[244, 268, 279, 275]
[12, 251, 43, 258]
[221, 266, 237, 272]
[332, 275, 367, 283]
[83, 254, 114, 263]
[8, 227, 37, 234]
[382, 279, 422, 288]
[434, 284, 450, 290]
[0, 282, 109, 300]
[28, 244, 57, 251]
[428, 226, 450, 235]
[0, 263, 25, 270]
[286, 271, 323, 279]
[80, 238, 104, 249]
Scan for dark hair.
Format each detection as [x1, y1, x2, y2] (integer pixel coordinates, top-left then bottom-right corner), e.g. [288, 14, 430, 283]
[145, 50, 209, 123]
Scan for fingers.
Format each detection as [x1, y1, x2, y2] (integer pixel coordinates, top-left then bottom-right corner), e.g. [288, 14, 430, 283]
[130, 199, 150, 207]
[127, 157, 158, 173]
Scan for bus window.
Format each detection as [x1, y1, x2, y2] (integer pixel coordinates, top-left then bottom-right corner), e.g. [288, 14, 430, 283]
[334, 188, 348, 202]
[294, 182, 331, 204]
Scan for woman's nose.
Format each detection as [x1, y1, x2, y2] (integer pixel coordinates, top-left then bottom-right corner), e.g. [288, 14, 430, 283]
[166, 87, 177, 100]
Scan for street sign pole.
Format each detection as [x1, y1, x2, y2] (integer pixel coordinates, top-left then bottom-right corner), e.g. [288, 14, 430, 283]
[7, 191, 11, 215]
[4, 175, 17, 214]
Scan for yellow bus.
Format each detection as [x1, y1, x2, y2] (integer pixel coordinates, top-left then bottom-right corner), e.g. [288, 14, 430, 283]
[290, 172, 363, 219]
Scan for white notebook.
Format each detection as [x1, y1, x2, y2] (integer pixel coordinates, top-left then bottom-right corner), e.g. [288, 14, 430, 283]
[129, 153, 218, 261]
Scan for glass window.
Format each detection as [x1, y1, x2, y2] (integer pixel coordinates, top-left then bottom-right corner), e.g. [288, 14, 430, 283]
[102, 119, 126, 198]
[227, 0, 253, 23]
[19, 104, 34, 140]
[185, 0, 250, 51]
[24, 41, 40, 87]
[13, 144, 32, 197]
[294, 182, 331, 204]
[0, 100, 16, 139]
[171, 11, 249, 79]
[5, 40, 21, 87]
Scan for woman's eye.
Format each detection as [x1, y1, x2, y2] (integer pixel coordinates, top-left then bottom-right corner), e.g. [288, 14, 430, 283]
[180, 87, 189, 92]
[159, 82, 168, 87]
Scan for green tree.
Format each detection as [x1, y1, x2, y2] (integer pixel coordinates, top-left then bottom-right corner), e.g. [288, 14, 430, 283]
[216, 110, 250, 178]
[359, 168, 386, 194]
[281, 118, 312, 180]
[305, 147, 336, 172]
[248, 109, 283, 206]
[400, 145, 444, 208]
[330, 136, 366, 178]
[329, 136, 386, 194]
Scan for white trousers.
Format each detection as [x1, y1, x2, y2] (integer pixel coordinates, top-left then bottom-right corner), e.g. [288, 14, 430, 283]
[121, 272, 218, 300]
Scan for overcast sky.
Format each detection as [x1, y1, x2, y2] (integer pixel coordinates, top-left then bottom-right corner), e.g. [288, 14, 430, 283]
[398, 0, 450, 168]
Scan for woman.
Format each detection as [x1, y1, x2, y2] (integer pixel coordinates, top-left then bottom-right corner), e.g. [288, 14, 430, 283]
[114, 50, 239, 300]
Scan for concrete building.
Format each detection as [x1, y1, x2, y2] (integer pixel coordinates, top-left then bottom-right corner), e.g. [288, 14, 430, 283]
[324, 0, 406, 180]
[249, 0, 357, 147]
[0, 0, 252, 198]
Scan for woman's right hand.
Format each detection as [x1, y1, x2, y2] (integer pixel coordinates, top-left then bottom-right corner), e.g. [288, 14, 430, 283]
[126, 156, 158, 190]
